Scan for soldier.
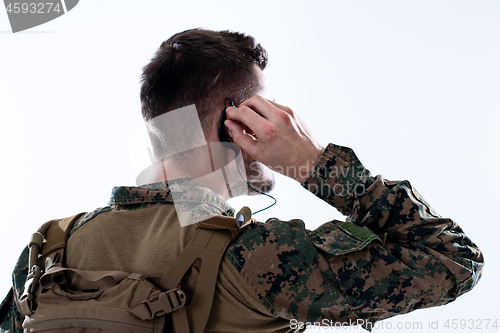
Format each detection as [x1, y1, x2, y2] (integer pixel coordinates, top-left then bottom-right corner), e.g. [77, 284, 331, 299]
[1, 29, 483, 332]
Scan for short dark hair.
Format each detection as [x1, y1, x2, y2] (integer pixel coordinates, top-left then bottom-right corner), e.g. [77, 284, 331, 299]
[140, 29, 268, 130]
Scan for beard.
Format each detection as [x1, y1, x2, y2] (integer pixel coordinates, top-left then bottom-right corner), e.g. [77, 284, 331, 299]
[243, 154, 275, 195]
[218, 148, 275, 198]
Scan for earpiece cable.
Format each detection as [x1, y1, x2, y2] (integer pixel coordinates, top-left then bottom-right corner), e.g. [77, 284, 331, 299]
[234, 158, 277, 215]
[224, 98, 277, 215]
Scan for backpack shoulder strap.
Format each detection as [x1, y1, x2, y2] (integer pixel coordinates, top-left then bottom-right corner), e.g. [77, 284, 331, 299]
[41, 213, 86, 257]
[133, 209, 253, 333]
[18, 213, 86, 316]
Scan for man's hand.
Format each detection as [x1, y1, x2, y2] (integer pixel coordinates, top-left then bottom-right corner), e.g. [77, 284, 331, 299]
[224, 95, 325, 184]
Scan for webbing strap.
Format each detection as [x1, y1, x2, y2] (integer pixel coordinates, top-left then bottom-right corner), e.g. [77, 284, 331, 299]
[197, 214, 246, 241]
[40, 266, 130, 299]
[18, 213, 86, 316]
[24, 318, 154, 333]
[157, 215, 238, 333]
[42, 213, 86, 256]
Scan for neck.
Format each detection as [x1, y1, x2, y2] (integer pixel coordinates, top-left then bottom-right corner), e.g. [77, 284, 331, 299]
[148, 159, 233, 201]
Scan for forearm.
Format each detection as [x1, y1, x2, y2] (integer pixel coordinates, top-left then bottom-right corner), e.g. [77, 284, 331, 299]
[302, 143, 483, 320]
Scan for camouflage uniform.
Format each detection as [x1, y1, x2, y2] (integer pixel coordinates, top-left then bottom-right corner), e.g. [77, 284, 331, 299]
[0, 143, 483, 332]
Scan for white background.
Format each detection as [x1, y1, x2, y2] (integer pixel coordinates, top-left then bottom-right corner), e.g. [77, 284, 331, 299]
[1, 1, 499, 332]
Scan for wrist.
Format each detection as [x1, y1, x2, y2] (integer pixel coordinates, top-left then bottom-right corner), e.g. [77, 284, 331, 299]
[301, 143, 367, 198]
[294, 145, 325, 184]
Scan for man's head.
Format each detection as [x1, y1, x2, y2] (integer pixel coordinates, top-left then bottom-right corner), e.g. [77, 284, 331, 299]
[140, 28, 275, 194]
[141, 28, 267, 129]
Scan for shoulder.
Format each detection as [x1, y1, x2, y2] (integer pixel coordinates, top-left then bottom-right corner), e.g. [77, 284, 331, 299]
[224, 219, 337, 318]
[226, 217, 318, 269]
[226, 218, 316, 271]
[69, 206, 112, 236]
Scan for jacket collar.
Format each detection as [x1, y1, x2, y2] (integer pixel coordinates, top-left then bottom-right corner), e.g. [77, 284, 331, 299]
[108, 177, 235, 217]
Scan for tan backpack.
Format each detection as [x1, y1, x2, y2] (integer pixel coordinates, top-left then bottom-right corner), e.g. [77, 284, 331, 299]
[16, 208, 253, 333]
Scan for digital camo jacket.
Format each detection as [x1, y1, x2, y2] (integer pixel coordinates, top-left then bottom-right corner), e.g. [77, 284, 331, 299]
[0, 143, 484, 332]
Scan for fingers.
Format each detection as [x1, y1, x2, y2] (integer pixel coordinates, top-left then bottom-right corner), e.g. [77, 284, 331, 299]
[237, 95, 276, 119]
[225, 106, 273, 141]
[224, 119, 259, 157]
[239, 96, 295, 133]
[239, 95, 294, 120]
[226, 95, 297, 142]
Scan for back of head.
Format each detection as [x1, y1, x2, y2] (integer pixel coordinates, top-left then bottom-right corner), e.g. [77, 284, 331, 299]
[141, 29, 268, 137]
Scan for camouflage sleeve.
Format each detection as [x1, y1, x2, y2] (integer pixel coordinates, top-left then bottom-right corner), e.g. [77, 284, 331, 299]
[226, 143, 483, 329]
[0, 247, 29, 333]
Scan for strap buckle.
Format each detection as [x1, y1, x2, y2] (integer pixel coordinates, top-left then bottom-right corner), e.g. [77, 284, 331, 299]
[23, 265, 42, 296]
[19, 265, 42, 315]
[140, 288, 186, 320]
